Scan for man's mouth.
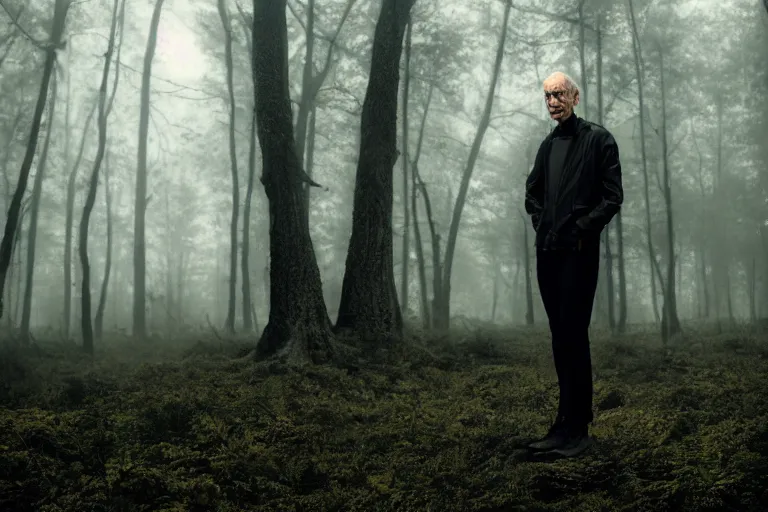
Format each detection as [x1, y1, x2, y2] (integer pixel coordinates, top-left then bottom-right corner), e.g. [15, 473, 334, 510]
[550, 109, 562, 115]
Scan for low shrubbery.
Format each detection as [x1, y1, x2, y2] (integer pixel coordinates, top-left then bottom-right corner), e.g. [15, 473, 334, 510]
[1, 324, 767, 511]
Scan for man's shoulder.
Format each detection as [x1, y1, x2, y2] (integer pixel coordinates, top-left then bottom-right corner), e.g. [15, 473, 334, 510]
[580, 120, 618, 147]
[582, 119, 612, 136]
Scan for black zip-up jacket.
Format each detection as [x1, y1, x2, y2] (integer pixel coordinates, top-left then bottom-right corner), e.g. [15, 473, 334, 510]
[525, 114, 623, 250]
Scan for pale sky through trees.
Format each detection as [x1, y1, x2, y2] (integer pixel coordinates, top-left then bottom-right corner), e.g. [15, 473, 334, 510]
[0, 0, 766, 334]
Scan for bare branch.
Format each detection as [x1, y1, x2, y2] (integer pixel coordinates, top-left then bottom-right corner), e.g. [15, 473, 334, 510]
[286, 0, 307, 32]
[0, 0, 44, 49]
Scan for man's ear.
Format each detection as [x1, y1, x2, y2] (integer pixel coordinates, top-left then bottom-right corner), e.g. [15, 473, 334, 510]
[572, 91, 580, 106]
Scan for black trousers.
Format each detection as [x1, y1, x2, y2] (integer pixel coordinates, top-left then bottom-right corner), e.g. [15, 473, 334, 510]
[536, 241, 600, 428]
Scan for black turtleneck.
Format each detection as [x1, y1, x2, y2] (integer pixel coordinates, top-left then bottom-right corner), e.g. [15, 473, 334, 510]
[546, 114, 577, 218]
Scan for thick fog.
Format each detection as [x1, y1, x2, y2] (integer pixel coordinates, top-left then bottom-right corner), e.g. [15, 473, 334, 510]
[1, 0, 767, 347]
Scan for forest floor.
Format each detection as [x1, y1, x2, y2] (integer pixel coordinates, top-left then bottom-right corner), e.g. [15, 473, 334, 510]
[1, 323, 767, 512]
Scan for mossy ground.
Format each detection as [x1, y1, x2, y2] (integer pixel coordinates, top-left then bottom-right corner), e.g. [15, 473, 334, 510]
[1, 324, 767, 511]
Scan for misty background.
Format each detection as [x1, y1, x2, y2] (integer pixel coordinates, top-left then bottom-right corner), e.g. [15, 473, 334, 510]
[1, 0, 767, 347]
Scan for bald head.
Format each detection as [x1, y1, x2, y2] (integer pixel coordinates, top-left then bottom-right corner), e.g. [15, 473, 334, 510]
[543, 71, 580, 124]
[543, 72, 579, 93]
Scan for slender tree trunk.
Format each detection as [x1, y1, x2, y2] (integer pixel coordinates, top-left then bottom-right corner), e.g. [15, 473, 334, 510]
[335, 0, 416, 340]
[95, 0, 126, 341]
[12, 218, 23, 329]
[95, 152, 114, 340]
[748, 257, 757, 323]
[218, 0, 240, 333]
[658, 47, 681, 343]
[400, 18, 412, 313]
[0, 117, 19, 331]
[438, 0, 511, 329]
[133, 0, 165, 341]
[164, 190, 174, 333]
[490, 250, 498, 322]
[21, 74, 57, 343]
[410, 83, 433, 329]
[64, 101, 97, 340]
[241, 106, 257, 331]
[628, 0, 661, 325]
[595, 18, 616, 332]
[616, 210, 627, 330]
[416, 177, 441, 328]
[522, 213, 534, 325]
[0, 0, 71, 322]
[296, 0, 355, 216]
[596, 15, 627, 332]
[238, 9, 256, 332]
[80, 0, 119, 354]
[577, 0, 589, 119]
[251, 0, 333, 363]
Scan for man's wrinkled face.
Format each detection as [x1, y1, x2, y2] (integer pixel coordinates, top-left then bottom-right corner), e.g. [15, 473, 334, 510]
[543, 77, 579, 123]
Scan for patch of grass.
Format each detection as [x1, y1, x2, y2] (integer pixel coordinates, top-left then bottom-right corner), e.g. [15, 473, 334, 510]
[1, 326, 767, 511]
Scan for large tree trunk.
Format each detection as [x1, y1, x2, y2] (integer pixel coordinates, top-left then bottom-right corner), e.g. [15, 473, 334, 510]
[437, 0, 511, 329]
[400, 18, 412, 314]
[251, 0, 333, 363]
[0, 0, 71, 322]
[335, 0, 415, 340]
[21, 74, 57, 343]
[218, 0, 240, 333]
[133, 0, 165, 341]
[80, 0, 119, 354]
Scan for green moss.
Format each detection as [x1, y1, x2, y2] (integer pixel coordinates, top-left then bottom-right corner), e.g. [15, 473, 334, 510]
[1, 327, 767, 510]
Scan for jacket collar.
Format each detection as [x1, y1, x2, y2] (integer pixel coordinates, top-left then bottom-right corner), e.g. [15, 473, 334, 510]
[551, 112, 581, 136]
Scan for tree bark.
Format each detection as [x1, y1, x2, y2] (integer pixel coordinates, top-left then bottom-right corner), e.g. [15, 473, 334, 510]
[252, 0, 333, 363]
[335, 0, 416, 340]
[133, 0, 165, 341]
[0, 0, 70, 322]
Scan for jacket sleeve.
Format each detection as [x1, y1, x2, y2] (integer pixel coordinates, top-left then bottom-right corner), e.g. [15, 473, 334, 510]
[576, 131, 623, 232]
[524, 141, 546, 231]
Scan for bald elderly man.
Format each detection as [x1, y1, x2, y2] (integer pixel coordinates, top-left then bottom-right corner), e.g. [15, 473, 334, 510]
[524, 72, 623, 457]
